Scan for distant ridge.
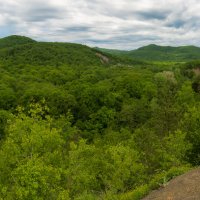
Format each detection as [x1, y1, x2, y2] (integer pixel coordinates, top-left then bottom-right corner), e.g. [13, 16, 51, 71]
[2, 35, 200, 64]
[97, 44, 200, 61]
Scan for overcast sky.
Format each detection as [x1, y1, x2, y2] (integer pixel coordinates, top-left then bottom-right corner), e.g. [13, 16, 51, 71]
[0, 0, 200, 49]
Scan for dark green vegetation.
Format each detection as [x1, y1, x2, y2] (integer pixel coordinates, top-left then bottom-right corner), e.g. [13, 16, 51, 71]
[97, 44, 200, 61]
[0, 35, 200, 199]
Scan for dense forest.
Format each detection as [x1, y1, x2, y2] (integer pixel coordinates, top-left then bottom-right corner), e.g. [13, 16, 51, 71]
[0, 35, 200, 199]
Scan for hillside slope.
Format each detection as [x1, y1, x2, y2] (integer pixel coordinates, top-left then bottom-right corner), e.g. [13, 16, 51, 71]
[143, 168, 200, 200]
[95, 47, 128, 56]
[0, 35, 120, 66]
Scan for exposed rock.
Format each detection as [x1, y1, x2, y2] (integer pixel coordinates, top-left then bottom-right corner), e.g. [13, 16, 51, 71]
[96, 52, 109, 64]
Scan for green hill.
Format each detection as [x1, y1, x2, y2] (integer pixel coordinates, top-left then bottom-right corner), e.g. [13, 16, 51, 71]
[0, 35, 36, 49]
[129, 44, 200, 61]
[0, 35, 118, 66]
[97, 44, 200, 61]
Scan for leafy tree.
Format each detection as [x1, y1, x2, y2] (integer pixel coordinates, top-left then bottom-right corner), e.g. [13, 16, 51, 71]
[0, 105, 68, 199]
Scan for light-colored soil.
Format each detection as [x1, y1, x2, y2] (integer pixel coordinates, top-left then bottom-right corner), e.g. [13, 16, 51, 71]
[96, 53, 109, 64]
[142, 168, 200, 200]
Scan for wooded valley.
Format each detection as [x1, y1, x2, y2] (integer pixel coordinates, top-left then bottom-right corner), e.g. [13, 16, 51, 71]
[0, 35, 200, 199]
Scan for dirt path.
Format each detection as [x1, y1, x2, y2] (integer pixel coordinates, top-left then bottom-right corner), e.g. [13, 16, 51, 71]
[142, 168, 200, 200]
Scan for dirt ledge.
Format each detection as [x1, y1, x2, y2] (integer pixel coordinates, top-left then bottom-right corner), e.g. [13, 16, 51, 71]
[142, 168, 200, 200]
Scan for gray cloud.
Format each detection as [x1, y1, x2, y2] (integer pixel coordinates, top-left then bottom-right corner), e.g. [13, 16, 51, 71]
[166, 19, 186, 28]
[24, 7, 64, 22]
[136, 10, 170, 20]
[0, 0, 200, 49]
[61, 26, 92, 33]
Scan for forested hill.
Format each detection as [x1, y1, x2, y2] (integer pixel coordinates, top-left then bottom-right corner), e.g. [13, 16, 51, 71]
[0, 35, 36, 49]
[0, 35, 116, 66]
[97, 44, 200, 61]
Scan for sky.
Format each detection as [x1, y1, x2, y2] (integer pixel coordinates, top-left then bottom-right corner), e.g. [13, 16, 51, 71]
[0, 0, 200, 49]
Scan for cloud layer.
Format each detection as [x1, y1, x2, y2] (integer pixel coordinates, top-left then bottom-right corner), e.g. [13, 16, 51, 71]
[0, 0, 200, 49]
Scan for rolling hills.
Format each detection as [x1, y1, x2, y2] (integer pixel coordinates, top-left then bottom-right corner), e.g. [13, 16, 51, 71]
[1, 35, 200, 65]
[3, 35, 200, 66]
[97, 44, 200, 61]
[0, 35, 146, 66]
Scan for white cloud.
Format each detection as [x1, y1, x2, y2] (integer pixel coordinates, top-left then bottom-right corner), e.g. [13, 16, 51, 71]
[0, 0, 200, 49]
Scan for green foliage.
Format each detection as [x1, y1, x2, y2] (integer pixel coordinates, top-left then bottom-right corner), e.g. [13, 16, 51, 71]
[0, 83, 16, 109]
[0, 106, 67, 199]
[0, 110, 11, 139]
[181, 104, 200, 164]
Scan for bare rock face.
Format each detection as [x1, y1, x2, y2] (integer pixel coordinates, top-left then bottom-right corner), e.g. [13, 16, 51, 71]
[96, 53, 109, 64]
[143, 168, 200, 200]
